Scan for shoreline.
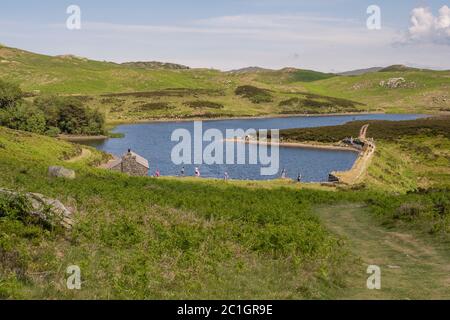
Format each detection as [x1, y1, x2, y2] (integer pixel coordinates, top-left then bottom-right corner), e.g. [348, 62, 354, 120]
[58, 134, 109, 142]
[106, 111, 388, 127]
[223, 138, 361, 153]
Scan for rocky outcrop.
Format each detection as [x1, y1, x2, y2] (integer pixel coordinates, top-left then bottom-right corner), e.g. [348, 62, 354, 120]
[0, 188, 74, 229]
[379, 78, 416, 89]
[121, 61, 190, 70]
[48, 166, 76, 179]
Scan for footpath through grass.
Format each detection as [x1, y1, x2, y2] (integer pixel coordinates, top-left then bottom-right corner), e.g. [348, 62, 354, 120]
[314, 204, 450, 299]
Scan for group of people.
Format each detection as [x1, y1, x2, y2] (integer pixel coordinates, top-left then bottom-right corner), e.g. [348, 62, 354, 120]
[154, 166, 229, 180]
[153, 167, 301, 182]
[178, 166, 201, 177]
[281, 169, 303, 183]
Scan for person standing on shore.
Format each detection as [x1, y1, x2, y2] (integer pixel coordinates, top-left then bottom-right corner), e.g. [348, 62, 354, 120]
[297, 173, 302, 183]
[195, 167, 201, 177]
[181, 166, 185, 177]
[281, 169, 287, 179]
[224, 172, 229, 181]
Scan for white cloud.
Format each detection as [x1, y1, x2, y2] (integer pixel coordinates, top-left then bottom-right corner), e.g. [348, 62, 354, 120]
[405, 5, 450, 44]
[81, 13, 394, 46]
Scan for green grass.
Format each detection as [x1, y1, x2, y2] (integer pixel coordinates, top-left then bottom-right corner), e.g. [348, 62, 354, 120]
[1, 45, 449, 124]
[279, 117, 450, 192]
[303, 69, 450, 114]
[280, 117, 450, 143]
[315, 204, 450, 299]
[0, 126, 353, 299]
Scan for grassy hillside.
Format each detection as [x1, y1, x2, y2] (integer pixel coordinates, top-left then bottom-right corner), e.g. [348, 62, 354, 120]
[1, 45, 449, 124]
[0, 46, 223, 94]
[280, 117, 450, 192]
[0, 126, 357, 299]
[303, 69, 450, 114]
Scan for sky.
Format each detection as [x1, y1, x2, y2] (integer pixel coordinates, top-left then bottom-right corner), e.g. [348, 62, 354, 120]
[1, 0, 450, 72]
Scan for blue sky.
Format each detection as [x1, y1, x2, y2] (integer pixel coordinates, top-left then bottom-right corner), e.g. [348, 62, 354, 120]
[1, 0, 449, 71]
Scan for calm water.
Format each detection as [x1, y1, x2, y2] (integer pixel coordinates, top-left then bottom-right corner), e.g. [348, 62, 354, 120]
[85, 114, 425, 182]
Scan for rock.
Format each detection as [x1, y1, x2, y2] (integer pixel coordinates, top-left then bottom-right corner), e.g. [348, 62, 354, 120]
[380, 77, 405, 88]
[48, 166, 76, 179]
[0, 188, 74, 229]
[328, 173, 341, 183]
[379, 77, 416, 89]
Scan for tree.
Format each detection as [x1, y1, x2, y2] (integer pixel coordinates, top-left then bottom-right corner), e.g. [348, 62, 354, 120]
[0, 80, 23, 109]
[0, 104, 46, 134]
[33, 96, 61, 127]
[34, 96, 106, 135]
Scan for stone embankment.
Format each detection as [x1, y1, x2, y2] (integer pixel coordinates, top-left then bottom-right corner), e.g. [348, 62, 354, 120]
[329, 124, 376, 185]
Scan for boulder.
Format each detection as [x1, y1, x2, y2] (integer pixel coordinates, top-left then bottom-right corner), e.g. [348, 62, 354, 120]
[379, 77, 410, 89]
[0, 188, 74, 229]
[48, 166, 76, 179]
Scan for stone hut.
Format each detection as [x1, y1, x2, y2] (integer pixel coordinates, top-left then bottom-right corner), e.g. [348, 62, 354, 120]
[106, 149, 149, 176]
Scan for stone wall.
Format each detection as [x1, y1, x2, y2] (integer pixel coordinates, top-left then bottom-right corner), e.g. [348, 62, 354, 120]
[121, 154, 148, 176]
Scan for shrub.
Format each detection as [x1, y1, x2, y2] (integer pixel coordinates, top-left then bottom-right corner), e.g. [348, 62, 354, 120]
[34, 95, 106, 135]
[135, 102, 173, 111]
[0, 80, 22, 109]
[183, 100, 224, 109]
[0, 104, 46, 134]
[235, 86, 273, 103]
[394, 203, 424, 221]
[45, 126, 61, 137]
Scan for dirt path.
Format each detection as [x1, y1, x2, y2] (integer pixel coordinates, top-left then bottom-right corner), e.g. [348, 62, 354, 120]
[333, 124, 375, 184]
[66, 148, 92, 163]
[315, 204, 450, 299]
[359, 124, 369, 140]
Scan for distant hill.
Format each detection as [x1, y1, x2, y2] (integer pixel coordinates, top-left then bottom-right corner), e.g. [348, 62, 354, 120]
[0, 45, 215, 94]
[379, 65, 421, 72]
[227, 67, 274, 74]
[228, 66, 335, 81]
[338, 67, 383, 76]
[279, 68, 336, 82]
[121, 61, 190, 70]
[0, 44, 449, 117]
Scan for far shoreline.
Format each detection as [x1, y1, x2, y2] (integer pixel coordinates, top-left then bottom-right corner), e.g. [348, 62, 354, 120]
[64, 112, 430, 143]
[106, 111, 390, 127]
[58, 134, 109, 142]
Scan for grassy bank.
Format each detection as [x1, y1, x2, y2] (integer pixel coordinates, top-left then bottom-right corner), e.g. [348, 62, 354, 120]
[280, 117, 450, 192]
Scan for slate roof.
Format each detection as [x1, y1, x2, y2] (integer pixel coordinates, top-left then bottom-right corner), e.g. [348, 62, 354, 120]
[104, 151, 149, 169]
[128, 151, 149, 169]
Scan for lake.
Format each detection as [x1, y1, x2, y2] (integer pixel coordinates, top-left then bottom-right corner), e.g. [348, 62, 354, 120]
[85, 114, 425, 182]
